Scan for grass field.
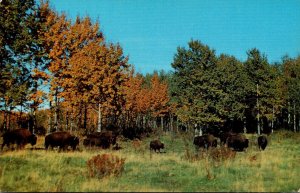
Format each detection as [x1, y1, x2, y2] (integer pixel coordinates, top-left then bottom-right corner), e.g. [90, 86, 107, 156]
[0, 130, 299, 192]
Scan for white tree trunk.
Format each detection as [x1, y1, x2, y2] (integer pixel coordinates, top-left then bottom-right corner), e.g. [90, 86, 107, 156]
[288, 101, 290, 125]
[271, 106, 274, 132]
[199, 126, 203, 136]
[48, 101, 52, 134]
[48, 115, 51, 134]
[243, 118, 247, 134]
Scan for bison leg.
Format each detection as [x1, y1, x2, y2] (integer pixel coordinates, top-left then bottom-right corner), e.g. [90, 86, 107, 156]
[1, 142, 8, 150]
[18, 143, 26, 150]
[45, 142, 50, 150]
[61, 145, 67, 152]
[72, 145, 77, 151]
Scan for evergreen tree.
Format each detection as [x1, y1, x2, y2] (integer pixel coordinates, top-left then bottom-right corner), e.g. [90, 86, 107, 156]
[171, 40, 226, 132]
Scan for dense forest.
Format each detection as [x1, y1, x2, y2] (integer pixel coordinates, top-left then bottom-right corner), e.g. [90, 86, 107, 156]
[1, 0, 300, 138]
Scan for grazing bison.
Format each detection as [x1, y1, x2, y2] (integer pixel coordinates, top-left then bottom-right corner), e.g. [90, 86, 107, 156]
[226, 133, 249, 151]
[1, 129, 37, 150]
[150, 139, 165, 153]
[193, 134, 217, 149]
[205, 134, 218, 148]
[83, 131, 117, 149]
[257, 135, 268, 150]
[219, 131, 235, 145]
[45, 131, 79, 151]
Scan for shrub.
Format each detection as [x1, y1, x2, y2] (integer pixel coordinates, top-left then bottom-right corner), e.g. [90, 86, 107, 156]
[132, 139, 142, 151]
[87, 154, 125, 178]
[209, 146, 236, 162]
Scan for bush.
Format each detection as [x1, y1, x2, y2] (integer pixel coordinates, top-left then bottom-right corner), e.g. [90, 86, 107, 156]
[87, 154, 125, 178]
[132, 139, 142, 151]
[209, 146, 236, 162]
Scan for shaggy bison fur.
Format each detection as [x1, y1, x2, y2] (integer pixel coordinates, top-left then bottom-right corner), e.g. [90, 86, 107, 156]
[219, 131, 236, 145]
[1, 129, 37, 150]
[150, 139, 165, 153]
[83, 131, 117, 149]
[257, 135, 268, 150]
[45, 131, 79, 151]
[193, 134, 217, 149]
[226, 133, 249, 151]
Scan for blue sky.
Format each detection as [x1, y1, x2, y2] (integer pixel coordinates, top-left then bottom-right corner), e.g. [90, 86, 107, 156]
[49, 0, 300, 74]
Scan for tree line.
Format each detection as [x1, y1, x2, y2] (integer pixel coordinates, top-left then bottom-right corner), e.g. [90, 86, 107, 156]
[1, 0, 299, 137]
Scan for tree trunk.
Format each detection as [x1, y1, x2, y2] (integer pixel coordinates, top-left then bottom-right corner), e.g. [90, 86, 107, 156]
[271, 106, 274, 133]
[298, 116, 300, 132]
[194, 123, 198, 137]
[66, 112, 69, 131]
[199, 126, 202, 136]
[32, 80, 38, 134]
[70, 114, 73, 133]
[293, 101, 296, 132]
[97, 103, 102, 132]
[19, 104, 23, 127]
[3, 100, 7, 131]
[288, 101, 290, 126]
[54, 88, 59, 131]
[84, 104, 87, 132]
[257, 84, 261, 135]
[8, 110, 11, 131]
[170, 114, 173, 132]
[161, 116, 164, 131]
[33, 110, 36, 134]
[243, 118, 247, 134]
[143, 116, 146, 129]
[126, 111, 129, 129]
[48, 101, 52, 134]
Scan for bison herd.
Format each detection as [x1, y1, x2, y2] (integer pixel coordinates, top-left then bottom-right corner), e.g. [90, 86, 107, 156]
[1, 128, 269, 154]
[192, 131, 269, 152]
[0, 129, 117, 151]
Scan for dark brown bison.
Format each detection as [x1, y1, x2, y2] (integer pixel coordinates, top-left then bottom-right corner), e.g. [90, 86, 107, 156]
[1, 129, 37, 150]
[150, 139, 165, 153]
[257, 135, 268, 150]
[45, 131, 79, 151]
[193, 134, 217, 149]
[83, 131, 117, 149]
[219, 131, 235, 145]
[226, 133, 249, 151]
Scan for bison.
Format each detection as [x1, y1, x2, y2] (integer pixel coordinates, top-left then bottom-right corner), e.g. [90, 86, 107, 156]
[193, 134, 217, 149]
[257, 135, 268, 150]
[150, 139, 165, 153]
[219, 131, 235, 145]
[226, 133, 249, 151]
[83, 131, 117, 149]
[45, 131, 79, 151]
[1, 129, 37, 150]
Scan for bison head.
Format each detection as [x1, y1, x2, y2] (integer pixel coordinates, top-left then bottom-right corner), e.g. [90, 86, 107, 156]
[244, 139, 249, 148]
[29, 134, 37, 146]
[83, 138, 90, 146]
[71, 136, 79, 150]
[111, 134, 117, 145]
